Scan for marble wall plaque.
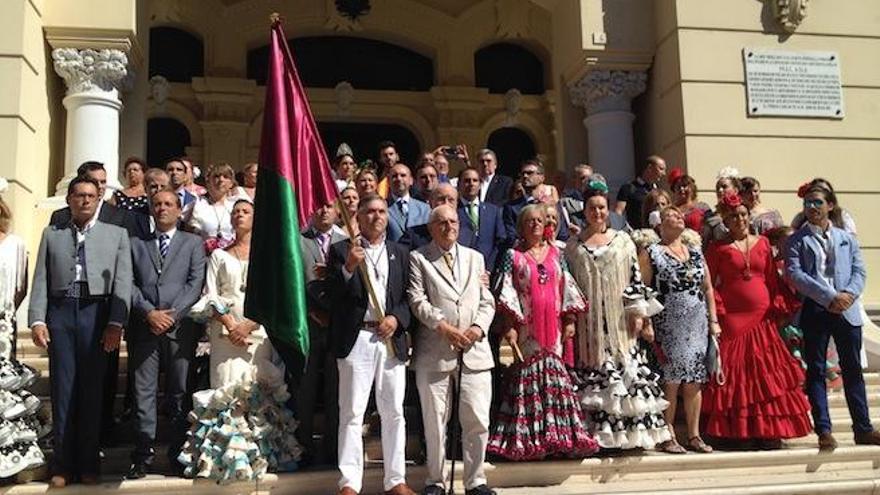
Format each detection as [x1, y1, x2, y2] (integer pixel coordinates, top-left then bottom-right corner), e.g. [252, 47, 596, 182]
[743, 48, 844, 118]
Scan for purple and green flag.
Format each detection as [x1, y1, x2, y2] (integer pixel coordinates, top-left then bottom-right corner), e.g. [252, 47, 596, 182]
[245, 18, 338, 360]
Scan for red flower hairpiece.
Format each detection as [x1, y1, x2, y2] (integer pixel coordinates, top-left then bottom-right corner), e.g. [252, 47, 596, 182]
[720, 190, 742, 209]
[542, 224, 556, 241]
[667, 167, 684, 186]
[797, 182, 811, 198]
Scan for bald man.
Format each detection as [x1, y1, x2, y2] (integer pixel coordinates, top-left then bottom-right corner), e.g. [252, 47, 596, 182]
[399, 183, 458, 251]
[408, 205, 496, 495]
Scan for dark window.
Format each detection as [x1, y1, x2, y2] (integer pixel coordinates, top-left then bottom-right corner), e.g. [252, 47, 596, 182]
[317, 122, 420, 168]
[487, 127, 536, 179]
[147, 118, 191, 167]
[247, 36, 434, 90]
[475, 43, 544, 94]
[149, 27, 204, 82]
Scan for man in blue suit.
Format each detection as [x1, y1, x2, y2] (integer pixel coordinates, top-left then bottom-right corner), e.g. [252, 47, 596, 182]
[166, 158, 198, 212]
[386, 163, 430, 242]
[457, 167, 506, 270]
[785, 185, 880, 450]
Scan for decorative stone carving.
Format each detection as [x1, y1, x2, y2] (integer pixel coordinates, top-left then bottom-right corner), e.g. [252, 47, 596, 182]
[496, 0, 531, 38]
[52, 48, 128, 94]
[325, 0, 363, 31]
[150, 0, 183, 22]
[568, 70, 647, 115]
[149, 75, 170, 106]
[335, 81, 354, 116]
[503, 88, 522, 125]
[772, 0, 809, 33]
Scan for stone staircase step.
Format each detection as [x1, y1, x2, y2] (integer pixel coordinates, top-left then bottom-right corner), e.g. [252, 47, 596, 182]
[4, 445, 878, 494]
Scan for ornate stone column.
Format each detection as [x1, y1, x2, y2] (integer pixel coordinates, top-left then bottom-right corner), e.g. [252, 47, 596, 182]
[569, 70, 646, 195]
[52, 48, 128, 195]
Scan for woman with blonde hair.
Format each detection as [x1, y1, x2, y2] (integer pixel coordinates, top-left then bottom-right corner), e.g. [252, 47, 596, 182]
[640, 206, 720, 454]
[0, 182, 45, 477]
[188, 163, 244, 253]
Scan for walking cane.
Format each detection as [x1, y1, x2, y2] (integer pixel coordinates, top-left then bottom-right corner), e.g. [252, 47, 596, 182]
[447, 351, 465, 495]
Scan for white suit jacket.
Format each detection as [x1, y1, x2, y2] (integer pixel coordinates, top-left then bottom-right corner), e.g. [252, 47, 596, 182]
[408, 242, 496, 372]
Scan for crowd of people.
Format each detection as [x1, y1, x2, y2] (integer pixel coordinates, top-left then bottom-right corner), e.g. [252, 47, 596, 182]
[0, 140, 875, 495]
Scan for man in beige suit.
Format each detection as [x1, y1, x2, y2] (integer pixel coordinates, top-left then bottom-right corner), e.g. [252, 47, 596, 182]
[408, 205, 496, 495]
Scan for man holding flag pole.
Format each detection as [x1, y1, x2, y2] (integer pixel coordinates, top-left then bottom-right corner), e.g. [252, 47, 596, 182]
[245, 14, 414, 495]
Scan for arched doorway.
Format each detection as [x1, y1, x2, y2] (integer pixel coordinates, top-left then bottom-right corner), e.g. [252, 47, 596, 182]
[317, 122, 421, 168]
[149, 27, 204, 82]
[487, 127, 536, 178]
[147, 118, 191, 167]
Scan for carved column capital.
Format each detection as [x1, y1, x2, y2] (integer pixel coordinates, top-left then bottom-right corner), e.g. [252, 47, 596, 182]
[568, 70, 647, 115]
[52, 48, 128, 94]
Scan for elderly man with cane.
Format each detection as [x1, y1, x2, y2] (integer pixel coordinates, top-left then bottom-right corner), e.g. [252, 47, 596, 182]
[408, 204, 497, 495]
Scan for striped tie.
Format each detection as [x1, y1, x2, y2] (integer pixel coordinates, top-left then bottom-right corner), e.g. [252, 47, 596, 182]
[159, 233, 170, 259]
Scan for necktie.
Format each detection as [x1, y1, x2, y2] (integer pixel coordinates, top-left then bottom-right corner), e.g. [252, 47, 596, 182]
[159, 233, 170, 259]
[442, 251, 455, 280]
[397, 198, 409, 228]
[468, 202, 479, 229]
[317, 232, 330, 262]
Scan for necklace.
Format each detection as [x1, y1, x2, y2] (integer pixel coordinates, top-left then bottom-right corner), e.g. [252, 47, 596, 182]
[732, 235, 752, 280]
[210, 198, 229, 239]
[231, 244, 249, 292]
[362, 241, 387, 281]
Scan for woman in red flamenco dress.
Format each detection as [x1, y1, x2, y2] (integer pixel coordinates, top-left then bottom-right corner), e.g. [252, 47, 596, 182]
[702, 192, 812, 449]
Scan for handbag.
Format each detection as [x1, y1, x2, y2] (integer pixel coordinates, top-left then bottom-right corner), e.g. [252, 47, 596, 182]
[706, 333, 726, 385]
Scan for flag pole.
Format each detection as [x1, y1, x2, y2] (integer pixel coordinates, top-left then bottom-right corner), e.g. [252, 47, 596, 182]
[336, 193, 397, 356]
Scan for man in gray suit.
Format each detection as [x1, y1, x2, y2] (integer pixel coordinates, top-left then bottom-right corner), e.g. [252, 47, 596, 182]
[29, 176, 132, 488]
[125, 190, 206, 479]
[296, 202, 348, 465]
[408, 205, 497, 495]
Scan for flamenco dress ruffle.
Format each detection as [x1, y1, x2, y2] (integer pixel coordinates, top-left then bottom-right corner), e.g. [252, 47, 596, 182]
[703, 316, 812, 439]
[488, 349, 599, 460]
[178, 380, 302, 484]
[0, 358, 47, 478]
[570, 346, 671, 449]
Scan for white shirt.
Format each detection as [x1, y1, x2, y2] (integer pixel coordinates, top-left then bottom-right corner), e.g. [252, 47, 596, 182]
[343, 237, 389, 324]
[808, 222, 836, 292]
[73, 215, 99, 282]
[188, 196, 236, 242]
[436, 242, 461, 286]
[479, 173, 495, 202]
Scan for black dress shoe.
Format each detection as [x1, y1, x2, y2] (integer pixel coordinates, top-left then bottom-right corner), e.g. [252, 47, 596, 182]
[465, 485, 497, 495]
[125, 462, 148, 480]
[423, 485, 444, 495]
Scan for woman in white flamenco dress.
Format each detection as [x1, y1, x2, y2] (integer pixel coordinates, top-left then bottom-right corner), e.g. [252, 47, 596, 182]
[178, 199, 301, 484]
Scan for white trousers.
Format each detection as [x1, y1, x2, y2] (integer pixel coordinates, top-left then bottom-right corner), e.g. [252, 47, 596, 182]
[337, 330, 407, 492]
[416, 366, 492, 490]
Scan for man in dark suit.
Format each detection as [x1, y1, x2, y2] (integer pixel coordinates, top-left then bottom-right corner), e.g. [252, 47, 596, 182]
[296, 202, 348, 466]
[125, 190, 206, 479]
[328, 193, 415, 495]
[50, 161, 128, 228]
[29, 176, 132, 488]
[476, 149, 513, 207]
[126, 168, 173, 241]
[502, 159, 569, 242]
[457, 167, 507, 270]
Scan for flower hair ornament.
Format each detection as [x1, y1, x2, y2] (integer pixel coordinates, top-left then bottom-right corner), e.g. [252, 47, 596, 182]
[667, 167, 685, 186]
[193, 166, 202, 179]
[720, 190, 742, 209]
[586, 179, 609, 194]
[716, 166, 740, 180]
[796, 181, 811, 198]
[0, 177, 8, 194]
